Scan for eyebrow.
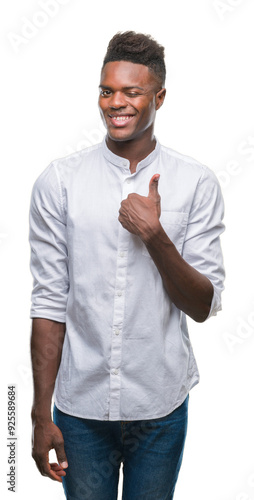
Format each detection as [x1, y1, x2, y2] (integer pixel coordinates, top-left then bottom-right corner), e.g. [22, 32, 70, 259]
[99, 85, 145, 91]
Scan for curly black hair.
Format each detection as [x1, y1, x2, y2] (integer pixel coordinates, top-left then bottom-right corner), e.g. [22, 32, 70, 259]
[102, 31, 166, 87]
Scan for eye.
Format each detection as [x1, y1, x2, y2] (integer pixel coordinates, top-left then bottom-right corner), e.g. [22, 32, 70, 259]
[126, 92, 140, 97]
[100, 89, 112, 97]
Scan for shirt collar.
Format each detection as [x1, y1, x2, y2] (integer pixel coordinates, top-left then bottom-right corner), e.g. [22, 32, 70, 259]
[102, 136, 161, 172]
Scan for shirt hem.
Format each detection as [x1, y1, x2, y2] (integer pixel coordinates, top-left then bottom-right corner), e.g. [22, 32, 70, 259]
[54, 378, 199, 421]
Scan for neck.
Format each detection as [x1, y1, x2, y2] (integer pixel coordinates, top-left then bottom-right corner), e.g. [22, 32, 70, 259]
[106, 129, 156, 174]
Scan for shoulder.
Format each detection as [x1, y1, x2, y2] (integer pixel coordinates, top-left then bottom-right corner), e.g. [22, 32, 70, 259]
[160, 143, 219, 186]
[37, 142, 103, 184]
[32, 142, 104, 199]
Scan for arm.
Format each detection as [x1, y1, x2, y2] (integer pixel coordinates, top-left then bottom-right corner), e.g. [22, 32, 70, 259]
[143, 222, 213, 322]
[31, 318, 68, 481]
[118, 173, 222, 323]
[29, 163, 69, 481]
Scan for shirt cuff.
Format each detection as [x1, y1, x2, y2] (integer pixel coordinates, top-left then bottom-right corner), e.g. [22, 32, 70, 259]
[206, 285, 222, 321]
[30, 310, 66, 323]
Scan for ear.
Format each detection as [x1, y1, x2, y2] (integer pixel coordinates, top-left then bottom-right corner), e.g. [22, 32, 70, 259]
[155, 88, 166, 110]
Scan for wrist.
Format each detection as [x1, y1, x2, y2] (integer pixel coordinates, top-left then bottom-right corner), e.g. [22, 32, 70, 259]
[31, 405, 52, 423]
[141, 220, 164, 245]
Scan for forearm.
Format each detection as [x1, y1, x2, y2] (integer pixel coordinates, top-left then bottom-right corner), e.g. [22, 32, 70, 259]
[144, 224, 214, 323]
[30, 318, 68, 481]
[30, 318, 66, 422]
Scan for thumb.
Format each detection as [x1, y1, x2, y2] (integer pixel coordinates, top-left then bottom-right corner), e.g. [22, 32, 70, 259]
[55, 440, 68, 469]
[148, 174, 160, 198]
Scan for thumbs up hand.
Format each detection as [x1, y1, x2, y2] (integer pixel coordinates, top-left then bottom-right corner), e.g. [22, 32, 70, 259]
[118, 174, 161, 242]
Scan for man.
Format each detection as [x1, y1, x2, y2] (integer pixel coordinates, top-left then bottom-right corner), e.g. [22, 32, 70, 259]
[29, 31, 225, 499]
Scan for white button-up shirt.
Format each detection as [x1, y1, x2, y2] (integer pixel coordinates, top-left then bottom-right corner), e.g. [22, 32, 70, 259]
[29, 138, 225, 421]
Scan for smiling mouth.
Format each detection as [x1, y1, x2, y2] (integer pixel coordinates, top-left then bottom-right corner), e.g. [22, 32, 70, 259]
[108, 115, 135, 127]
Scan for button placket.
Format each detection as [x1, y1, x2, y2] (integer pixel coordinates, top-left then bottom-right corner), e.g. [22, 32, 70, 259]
[108, 176, 134, 420]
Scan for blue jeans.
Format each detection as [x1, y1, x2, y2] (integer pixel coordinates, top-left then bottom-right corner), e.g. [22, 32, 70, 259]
[53, 396, 189, 500]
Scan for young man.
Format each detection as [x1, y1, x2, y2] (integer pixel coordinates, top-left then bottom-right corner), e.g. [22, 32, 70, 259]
[30, 31, 225, 499]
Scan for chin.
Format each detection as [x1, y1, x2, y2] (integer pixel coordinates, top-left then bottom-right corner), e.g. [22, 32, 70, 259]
[108, 130, 134, 142]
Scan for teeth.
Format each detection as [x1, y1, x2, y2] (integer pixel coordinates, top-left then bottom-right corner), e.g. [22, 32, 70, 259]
[114, 116, 131, 121]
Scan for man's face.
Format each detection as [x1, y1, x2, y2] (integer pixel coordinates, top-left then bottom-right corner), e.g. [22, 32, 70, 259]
[98, 61, 165, 143]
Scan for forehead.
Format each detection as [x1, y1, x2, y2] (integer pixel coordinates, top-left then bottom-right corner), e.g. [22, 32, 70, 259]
[100, 61, 157, 89]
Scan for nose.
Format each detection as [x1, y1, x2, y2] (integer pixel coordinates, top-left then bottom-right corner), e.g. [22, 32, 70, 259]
[109, 91, 127, 109]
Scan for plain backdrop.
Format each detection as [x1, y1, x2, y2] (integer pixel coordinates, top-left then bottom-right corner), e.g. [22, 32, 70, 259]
[1, 0, 254, 499]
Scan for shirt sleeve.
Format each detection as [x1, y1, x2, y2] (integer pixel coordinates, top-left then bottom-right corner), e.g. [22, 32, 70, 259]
[182, 167, 225, 319]
[29, 162, 68, 322]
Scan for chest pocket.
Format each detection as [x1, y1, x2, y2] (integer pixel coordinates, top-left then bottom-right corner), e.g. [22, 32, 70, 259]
[142, 211, 188, 257]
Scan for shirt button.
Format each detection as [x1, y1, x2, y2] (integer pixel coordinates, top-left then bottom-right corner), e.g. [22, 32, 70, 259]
[120, 251, 125, 258]
[126, 178, 131, 184]
[112, 368, 119, 375]
[115, 328, 120, 336]
[117, 291, 122, 297]
[122, 161, 128, 167]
